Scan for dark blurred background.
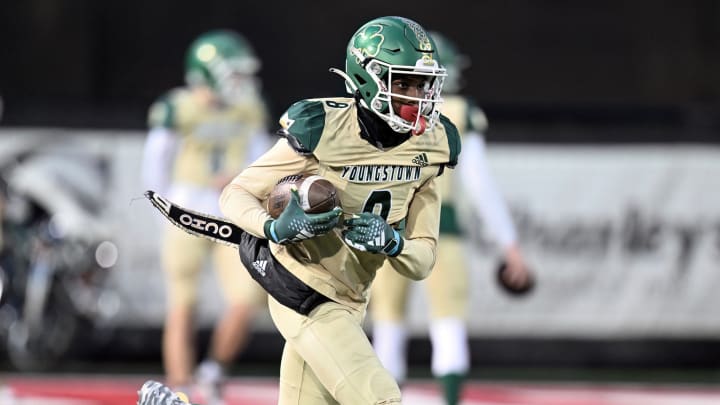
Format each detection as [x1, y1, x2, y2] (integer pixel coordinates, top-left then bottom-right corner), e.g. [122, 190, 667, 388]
[1, 0, 719, 141]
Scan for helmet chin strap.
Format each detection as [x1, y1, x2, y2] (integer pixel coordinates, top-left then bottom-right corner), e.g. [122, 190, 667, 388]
[398, 105, 427, 136]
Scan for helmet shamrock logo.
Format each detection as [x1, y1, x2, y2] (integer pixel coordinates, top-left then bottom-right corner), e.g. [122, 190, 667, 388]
[352, 24, 385, 62]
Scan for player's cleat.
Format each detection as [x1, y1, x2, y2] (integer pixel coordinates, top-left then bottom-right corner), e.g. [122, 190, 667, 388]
[137, 380, 191, 405]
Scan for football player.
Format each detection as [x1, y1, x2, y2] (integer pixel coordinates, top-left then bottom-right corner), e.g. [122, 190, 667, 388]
[369, 31, 532, 405]
[141, 29, 273, 405]
[219, 16, 459, 404]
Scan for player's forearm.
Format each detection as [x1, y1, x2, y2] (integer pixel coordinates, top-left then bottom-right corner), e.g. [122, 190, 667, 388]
[388, 237, 436, 280]
[219, 183, 271, 238]
[387, 177, 441, 280]
[458, 133, 518, 247]
[219, 140, 317, 238]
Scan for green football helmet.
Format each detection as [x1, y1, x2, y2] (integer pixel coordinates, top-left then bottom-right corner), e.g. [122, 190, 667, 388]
[429, 31, 469, 94]
[185, 30, 261, 105]
[333, 16, 447, 135]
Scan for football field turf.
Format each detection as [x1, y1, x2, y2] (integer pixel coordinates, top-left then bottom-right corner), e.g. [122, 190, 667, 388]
[3, 373, 720, 404]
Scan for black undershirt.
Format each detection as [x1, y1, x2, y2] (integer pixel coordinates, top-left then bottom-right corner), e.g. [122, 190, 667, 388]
[355, 98, 410, 150]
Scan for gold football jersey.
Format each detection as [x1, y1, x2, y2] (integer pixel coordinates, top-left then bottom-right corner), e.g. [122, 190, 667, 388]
[148, 88, 268, 187]
[221, 97, 461, 309]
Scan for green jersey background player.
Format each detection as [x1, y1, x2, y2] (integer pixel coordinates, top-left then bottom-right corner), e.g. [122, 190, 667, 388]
[141, 29, 272, 405]
[219, 16, 460, 404]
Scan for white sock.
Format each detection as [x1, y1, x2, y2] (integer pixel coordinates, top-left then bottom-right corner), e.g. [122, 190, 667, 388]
[195, 358, 224, 383]
[429, 318, 470, 376]
[372, 320, 408, 383]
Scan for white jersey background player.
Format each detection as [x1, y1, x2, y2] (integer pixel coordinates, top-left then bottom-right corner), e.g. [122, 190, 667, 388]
[369, 31, 533, 405]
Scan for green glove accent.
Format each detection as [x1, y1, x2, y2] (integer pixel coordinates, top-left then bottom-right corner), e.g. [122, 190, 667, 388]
[264, 188, 342, 244]
[342, 212, 404, 256]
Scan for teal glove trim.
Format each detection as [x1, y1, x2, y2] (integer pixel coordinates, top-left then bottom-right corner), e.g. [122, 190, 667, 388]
[342, 212, 402, 256]
[383, 229, 404, 257]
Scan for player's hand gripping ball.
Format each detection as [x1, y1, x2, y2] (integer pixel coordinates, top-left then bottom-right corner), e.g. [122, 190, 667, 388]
[265, 188, 341, 244]
[496, 261, 536, 297]
[267, 174, 341, 218]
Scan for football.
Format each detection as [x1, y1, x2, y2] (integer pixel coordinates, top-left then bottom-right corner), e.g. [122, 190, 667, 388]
[266, 174, 341, 219]
[496, 261, 536, 297]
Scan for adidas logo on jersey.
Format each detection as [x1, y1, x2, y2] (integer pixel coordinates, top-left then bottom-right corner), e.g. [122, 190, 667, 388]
[412, 153, 429, 167]
[252, 260, 267, 277]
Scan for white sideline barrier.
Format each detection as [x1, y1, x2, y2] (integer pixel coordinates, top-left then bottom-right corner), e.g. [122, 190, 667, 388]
[453, 143, 720, 338]
[2, 128, 719, 338]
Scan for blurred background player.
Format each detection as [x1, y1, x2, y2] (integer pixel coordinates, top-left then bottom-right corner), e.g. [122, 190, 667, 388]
[141, 29, 272, 405]
[369, 31, 533, 405]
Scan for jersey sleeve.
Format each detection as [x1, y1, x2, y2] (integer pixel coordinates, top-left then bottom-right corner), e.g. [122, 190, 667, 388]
[147, 91, 177, 130]
[278, 99, 327, 155]
[219, 138, 319, 238]
[438, 114, 462, 167]
[388, 176, 441, 280]
[141, 127, 178, 195]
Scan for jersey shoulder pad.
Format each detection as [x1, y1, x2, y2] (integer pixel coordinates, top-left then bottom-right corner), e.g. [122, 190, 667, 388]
[464, 96, 488, 133]
[147, 88, 186, 129]
[439, 114, 462, 167]
[278, 98, 329, 154]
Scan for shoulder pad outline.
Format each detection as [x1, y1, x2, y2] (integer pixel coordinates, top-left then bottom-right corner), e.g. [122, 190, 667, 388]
[279, 99, 327, 154]
[439, 114, 461, 167]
